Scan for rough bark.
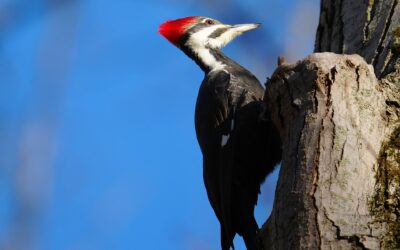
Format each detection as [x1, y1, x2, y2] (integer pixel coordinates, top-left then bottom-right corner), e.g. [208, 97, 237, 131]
[259, 0, 400, 249]
[315, 0, 400, 78]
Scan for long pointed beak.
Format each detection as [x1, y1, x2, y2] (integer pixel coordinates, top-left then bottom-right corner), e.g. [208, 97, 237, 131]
[207, 22, 261, 49]
[229, 23, 261, 33]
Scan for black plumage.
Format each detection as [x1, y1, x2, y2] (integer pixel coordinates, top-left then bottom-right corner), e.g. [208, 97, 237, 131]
[194, 53, 281, 249]
[160, 16, 281, 250]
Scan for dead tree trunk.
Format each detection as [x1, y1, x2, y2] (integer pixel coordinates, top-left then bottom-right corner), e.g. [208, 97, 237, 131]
[259, 1, 400, 249]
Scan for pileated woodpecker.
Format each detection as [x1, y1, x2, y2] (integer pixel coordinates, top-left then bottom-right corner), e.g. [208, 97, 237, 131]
[159, 16, 281, 250]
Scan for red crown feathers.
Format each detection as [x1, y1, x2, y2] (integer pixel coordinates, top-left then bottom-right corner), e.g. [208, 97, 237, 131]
[159, 16, 199, 45]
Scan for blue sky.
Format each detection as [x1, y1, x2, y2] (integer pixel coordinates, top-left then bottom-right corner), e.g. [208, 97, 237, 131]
[0, 0, 319, 249]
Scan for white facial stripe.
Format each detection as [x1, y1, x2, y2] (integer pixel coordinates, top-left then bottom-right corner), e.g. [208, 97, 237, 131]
[185, 25, 227, 71]
[208, 24, 259, 49]
[208, 29, 238, 49]
[186, 25, 223, 48]
[185, 23, 258, 71]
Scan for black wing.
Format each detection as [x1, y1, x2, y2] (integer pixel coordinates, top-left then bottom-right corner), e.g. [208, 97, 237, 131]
[195, 70, 264, 249]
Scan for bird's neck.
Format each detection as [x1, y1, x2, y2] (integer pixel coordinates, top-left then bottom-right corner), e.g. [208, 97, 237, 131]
[182, 46, 235, 73]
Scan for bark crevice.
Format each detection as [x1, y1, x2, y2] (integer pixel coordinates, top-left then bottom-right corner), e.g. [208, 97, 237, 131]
[260, 0, 400, 247]
[364, 0, 378, 43]
[315, 0, 400, 78]
[373, 0, 398, 69]
[260, 53, 387, 249]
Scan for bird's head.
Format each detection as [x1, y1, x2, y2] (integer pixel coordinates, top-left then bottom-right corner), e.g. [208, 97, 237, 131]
[159, 16, 260, 50]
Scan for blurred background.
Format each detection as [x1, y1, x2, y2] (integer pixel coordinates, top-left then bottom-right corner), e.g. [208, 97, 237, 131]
[0, 0, 319, 249]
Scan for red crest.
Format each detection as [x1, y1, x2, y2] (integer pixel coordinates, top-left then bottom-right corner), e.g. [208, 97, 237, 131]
[159, 16, 199, 45]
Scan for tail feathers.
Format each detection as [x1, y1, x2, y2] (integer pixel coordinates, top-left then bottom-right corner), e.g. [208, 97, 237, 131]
[221, 226, 235, 250]
[219, 140, 235, 250]
[219, 113, 237, 250]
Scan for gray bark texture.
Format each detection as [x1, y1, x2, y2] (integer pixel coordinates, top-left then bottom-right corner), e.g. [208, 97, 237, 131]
[259, 0, 400, 249]
[315, 0, 400, 78]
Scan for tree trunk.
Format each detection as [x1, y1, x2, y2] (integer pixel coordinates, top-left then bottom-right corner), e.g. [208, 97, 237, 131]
[259, 1, 400, 249]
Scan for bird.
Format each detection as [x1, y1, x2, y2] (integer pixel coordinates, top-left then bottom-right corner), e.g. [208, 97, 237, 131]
[159, 16, 281, 250]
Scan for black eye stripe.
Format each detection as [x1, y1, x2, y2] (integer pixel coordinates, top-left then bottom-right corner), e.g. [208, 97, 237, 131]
[209, 28, 228, 39]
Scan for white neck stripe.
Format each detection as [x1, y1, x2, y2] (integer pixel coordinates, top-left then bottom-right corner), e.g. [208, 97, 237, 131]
[185, 25, 226, 71]
[194, 47, 225, 71]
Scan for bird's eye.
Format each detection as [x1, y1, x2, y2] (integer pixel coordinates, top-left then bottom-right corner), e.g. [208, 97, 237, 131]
[205, 19, 214, 25]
